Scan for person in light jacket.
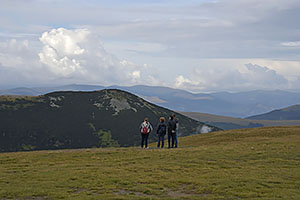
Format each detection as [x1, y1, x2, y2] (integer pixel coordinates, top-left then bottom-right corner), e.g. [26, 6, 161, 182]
[139, 118, 153, 149]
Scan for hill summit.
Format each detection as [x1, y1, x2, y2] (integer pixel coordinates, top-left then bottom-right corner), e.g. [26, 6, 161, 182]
[0, 89, 219, 152]
[246, 104, 300, 120]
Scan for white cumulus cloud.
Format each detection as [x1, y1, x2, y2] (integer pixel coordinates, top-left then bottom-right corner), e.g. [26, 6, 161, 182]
[174, 63, 290, 92]
[175, 75, 204, 91]
[0, 27, 161, 87]
[37, 28, 157, 85]
[39, 28, 88, 76]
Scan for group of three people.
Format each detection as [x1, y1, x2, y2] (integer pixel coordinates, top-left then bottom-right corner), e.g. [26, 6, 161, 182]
[139, 114, 179, 149]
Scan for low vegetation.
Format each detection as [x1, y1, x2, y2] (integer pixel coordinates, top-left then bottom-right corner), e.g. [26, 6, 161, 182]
[0, 126, 300, 199]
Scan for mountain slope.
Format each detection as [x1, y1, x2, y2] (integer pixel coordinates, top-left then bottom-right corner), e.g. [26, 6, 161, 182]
[0, 89, 219, 152]
[181, 111, 300, 130]
[247, 104, 300, 120]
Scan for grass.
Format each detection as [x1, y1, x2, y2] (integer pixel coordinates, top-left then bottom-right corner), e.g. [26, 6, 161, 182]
[1, 126, 300, 199]
[0, 96, 42, 111]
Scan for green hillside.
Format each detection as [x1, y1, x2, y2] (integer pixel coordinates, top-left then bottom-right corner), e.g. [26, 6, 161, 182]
[181, 111, 300, 130]
[247, 104, 300, 120]
[0, 90, 219, 152]
[0, 126, 299, 199]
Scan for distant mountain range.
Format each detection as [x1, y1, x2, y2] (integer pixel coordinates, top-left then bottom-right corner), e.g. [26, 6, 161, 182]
[181, 108, 300, 130]
[1, 84, 300, 118]
[0, 89, 219, 152]
[246, 104, 300, 120]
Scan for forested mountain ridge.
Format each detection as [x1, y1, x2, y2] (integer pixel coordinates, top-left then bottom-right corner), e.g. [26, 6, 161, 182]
[0, 89, 219, 152]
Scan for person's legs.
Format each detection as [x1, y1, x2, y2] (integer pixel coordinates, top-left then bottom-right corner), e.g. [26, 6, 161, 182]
[157, 134, 161, 148]
[161, 134, 165, 148]
[174, 130, 178, 148]
[168, 133, 171, 148]
[145, 133, 149, 148]
[171, 133, 175, 148]
[141, 134, 145, 148]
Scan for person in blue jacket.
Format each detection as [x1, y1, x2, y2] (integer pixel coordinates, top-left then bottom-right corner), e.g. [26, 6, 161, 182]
[156, 117, 167, 148]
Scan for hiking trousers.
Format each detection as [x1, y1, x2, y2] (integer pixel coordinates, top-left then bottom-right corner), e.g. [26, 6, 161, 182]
[141, 133, 149, 148]
[168, 132, 175, 148]
[174, 130, 178, 148]
[157, 133, 165, 148]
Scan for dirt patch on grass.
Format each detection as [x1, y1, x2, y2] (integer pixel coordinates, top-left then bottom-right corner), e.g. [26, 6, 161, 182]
[114, 187, 210, 198]
[115, 189, 157, 198]
[14, 196, 49, 200]
[73, 188, 88, 194]
[164, 187, 210, 198]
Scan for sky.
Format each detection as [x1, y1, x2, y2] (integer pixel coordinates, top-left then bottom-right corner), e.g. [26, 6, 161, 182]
[0, 0, 300, 92]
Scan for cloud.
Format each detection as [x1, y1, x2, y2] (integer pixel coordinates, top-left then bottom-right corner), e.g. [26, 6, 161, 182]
[0, 37, 58, 87]
[175, 75, 204, 91]
[38, 28, 89, 76]
[291, 77, 300, 90]
[38, 28, 164, 85]
[281, 41, 300, 47]
[0, 27, 162, 87]
[175, 63, 289, 92]
[0, 39, 30, 65]
[1, 1, 300, 91]
[2, 0, 300, 60]
[103, 41, 168, 55]
[83, 0, 300, 59]
[244, 63, 288, 85]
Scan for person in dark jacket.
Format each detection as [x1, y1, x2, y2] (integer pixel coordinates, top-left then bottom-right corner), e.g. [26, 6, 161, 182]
[172, 113, 179, 148]
[167, 115, 176, 148]
[156, 117, 167, 148]
[139, 118, 153, 149]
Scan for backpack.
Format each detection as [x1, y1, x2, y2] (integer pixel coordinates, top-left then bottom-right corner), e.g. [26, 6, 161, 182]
[159, 124, 166, 135]
[141, 122, 149, 134]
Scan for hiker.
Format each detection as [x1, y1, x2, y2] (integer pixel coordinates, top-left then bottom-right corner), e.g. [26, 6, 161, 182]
[156, 117, 167, 148]
[139, 118, 153, 149]
[172, 113, 179, 148]
[167, 115, 176, 148]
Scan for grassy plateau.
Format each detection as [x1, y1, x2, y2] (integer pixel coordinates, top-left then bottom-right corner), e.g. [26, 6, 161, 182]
[0, 126, 300, 199]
